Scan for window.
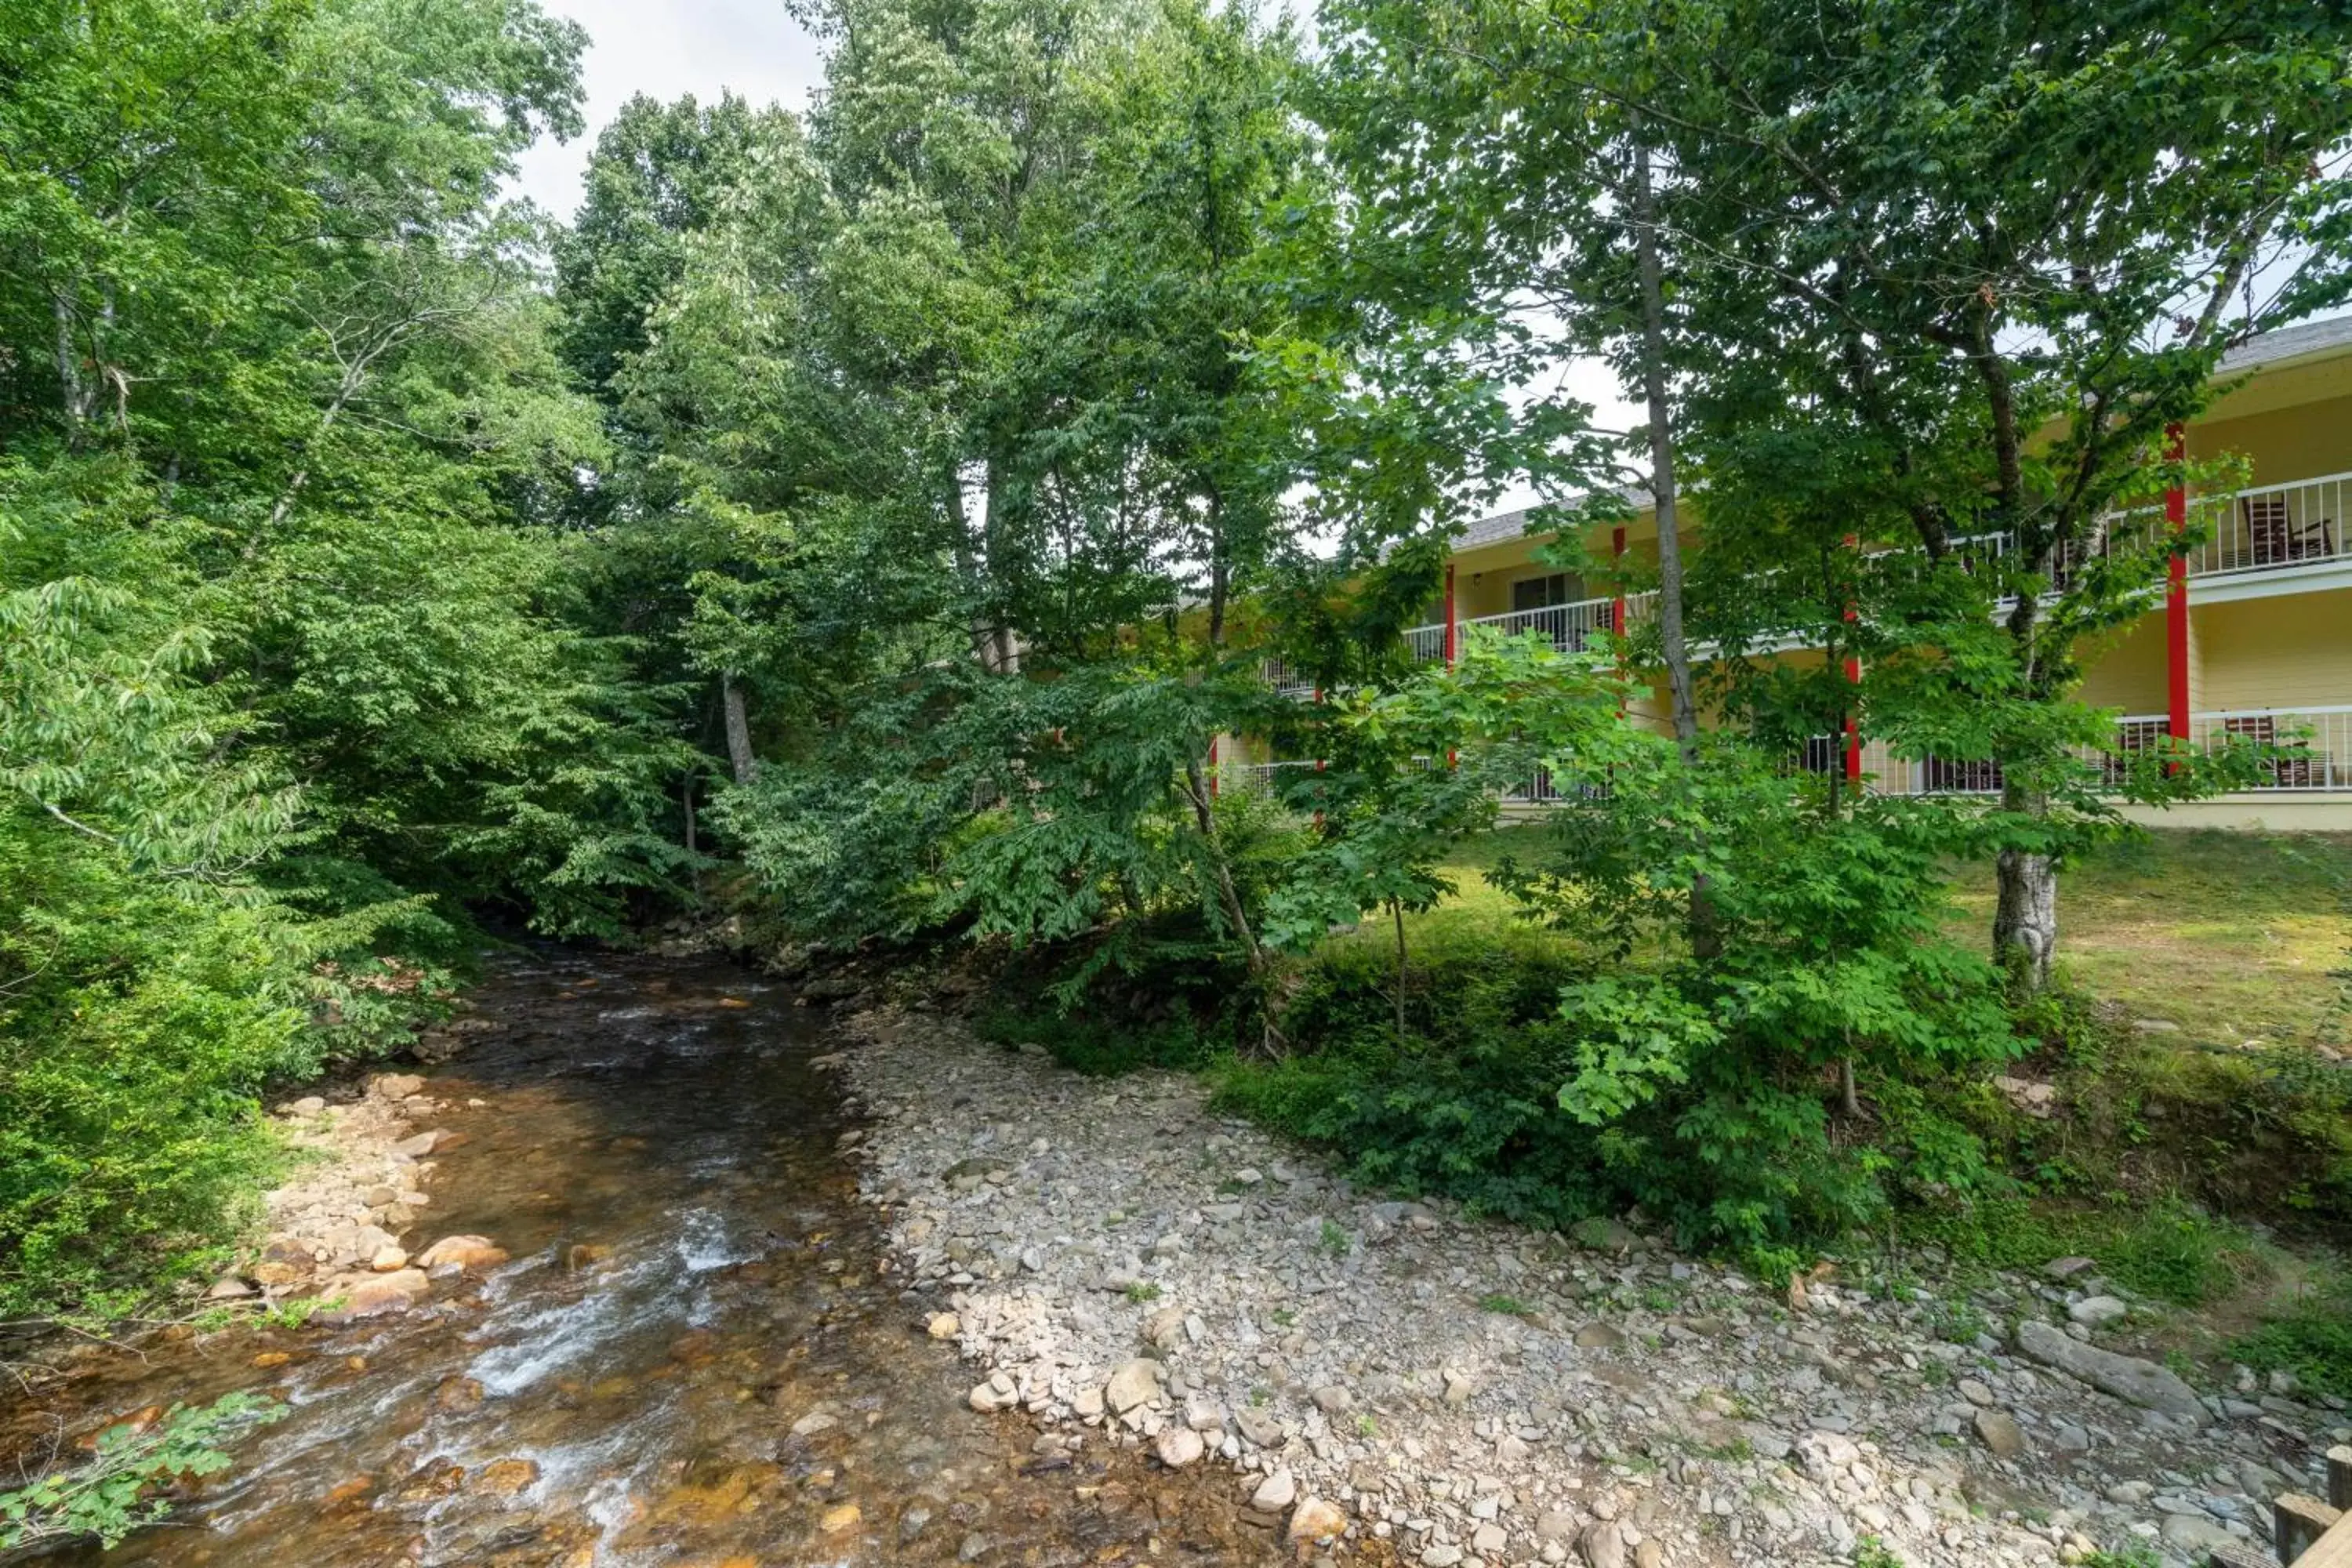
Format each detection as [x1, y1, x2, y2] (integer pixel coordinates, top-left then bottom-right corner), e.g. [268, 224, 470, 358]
[1511, 572, 1572, 612]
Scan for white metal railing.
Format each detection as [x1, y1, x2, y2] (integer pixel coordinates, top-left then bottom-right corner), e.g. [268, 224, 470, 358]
[1260, 658, 1318, 702]
[1227, 706, 2350, 810]
[1402, 474, 2349, 668]
[2187, 473, 2350, 579]
[1933, 476, 2350, 590]
[1403, 592, 1658, 664]
[1500, 766, 1613, 805]
[1215, 759, 1325, 792]
[1463, 596, 1619, 652]
[1830, 709, 2351, 797]
[2184, 706, 2352, 791]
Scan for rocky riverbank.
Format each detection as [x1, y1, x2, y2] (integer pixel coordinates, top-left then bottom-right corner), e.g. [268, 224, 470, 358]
[210, 1015, 513, 1323]
[837, 1004, 2352, 1568]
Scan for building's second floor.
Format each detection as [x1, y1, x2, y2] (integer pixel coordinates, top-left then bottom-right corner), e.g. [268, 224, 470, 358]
[1404, 317, 2352, 661]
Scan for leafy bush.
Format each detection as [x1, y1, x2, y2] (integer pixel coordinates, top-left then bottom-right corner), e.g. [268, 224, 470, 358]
[975, 1003, 1227, 1078]
[0, 811, 451, 1318]
[1204, 637, 2027, 1252]
[1901, 1194, 2255, 1306]
[1214, 939, 1619, 1227]
[1489, 728, 2019, 1246]
[0, 1393, 285, 1549]
[2232, 1276, 2352, 1400]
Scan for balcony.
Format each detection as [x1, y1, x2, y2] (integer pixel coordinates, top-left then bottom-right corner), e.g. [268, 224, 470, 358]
[1259, 659, 1319, 702]
[1400, 472, 2352, 664]
[1405, 591, 1657, 662]
[1846, 708, 2352, 797]
[2187, 472, 2348, 580]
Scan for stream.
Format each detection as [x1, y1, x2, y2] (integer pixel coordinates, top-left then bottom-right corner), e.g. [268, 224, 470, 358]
[2, 952, 1284, 1568]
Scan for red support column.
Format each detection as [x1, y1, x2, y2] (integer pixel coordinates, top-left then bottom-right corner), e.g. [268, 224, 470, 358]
[1610, 525, 1628, 637]
[2165, 422, 2190, 753]
[1207, 734, 1219, 799]
[1442, 563, 1457, 667]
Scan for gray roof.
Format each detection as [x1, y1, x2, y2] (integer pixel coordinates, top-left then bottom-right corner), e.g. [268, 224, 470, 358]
[1449, 485, 1651, 554]
[2220, 313, 2352, 373]
[1453, 505, 1548, 552]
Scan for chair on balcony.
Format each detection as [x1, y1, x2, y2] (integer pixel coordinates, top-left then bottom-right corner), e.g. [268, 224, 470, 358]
[2241, 495, 2337, 568]
[2097, 719, 2167, 788]
[2223, 713, 2330, 789]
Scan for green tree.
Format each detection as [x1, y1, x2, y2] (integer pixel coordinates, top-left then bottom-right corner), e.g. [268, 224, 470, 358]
[556, 91, 794, 407]
[1653, 0, 2352, 988]
[0, 0, 691, 1317]
[1263, 630, 1628, 1041]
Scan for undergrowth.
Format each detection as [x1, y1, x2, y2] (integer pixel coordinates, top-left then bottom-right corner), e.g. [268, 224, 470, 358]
[2231, 1274, 2352, 1400]
[964, 827, 2351, 1288]
[1899, 1194, 2258, 1306]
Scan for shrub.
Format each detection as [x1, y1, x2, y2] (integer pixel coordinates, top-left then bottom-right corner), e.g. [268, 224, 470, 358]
[1214, 937, 1618, 1227]
[1490, 736, 2020, 1247]
[1901, 1194, 2255, 1306]
[0, 1393, 285, 1549]
[2233, 1276, 2352, 1400]
[0, 811, 448, 1319]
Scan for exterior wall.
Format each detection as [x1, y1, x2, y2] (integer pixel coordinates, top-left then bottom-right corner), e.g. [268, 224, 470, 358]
[2195, 365, 2352, 484]
[1450, 543, 1592, 622]
[2118, 797, 2352, 831]
[2194, 588, 2352, 712]
[2074, 615, 2170, 717]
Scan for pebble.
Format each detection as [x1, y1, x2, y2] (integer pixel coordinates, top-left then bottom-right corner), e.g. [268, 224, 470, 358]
[1156, 1425, 1204, 1468]
[1288, 1497, 1346, 1543]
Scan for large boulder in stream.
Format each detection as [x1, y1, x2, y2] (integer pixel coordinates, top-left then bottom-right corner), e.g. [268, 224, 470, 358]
[343, 1268, 430, 1317]
[416, 1234, 510, 1272]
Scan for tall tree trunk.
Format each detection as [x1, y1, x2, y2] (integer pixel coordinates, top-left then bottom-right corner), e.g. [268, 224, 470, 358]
[264, 368, 366, 533]
[1181, 754, 1265, 976]
[982, 456, 1019, 674]
[683, 770, 703, 898]
[53, 289, 90, 446]
[1631, 132, 1715, 957]
[721, 673, 757, 786]
[1631, 140, 1697, 759]
[1182, 753, 1286, 1056]
[1992, 787, 2057, 992]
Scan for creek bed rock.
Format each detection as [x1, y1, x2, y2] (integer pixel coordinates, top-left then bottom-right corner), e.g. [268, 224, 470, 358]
[837, 1005, 2352, 1568]
[222, 1019, 509, 1318]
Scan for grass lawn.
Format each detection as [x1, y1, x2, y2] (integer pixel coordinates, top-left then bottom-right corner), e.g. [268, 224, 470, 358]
[1948, 829, 2352, 1053]
[1377, 822, 2352, 1054]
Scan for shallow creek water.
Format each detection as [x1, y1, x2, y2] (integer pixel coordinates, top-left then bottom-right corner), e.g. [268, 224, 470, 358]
[4, 952, 1285, 1568]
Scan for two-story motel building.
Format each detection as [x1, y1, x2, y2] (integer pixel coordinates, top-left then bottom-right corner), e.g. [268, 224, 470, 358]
[1240, 317, 2352, 830]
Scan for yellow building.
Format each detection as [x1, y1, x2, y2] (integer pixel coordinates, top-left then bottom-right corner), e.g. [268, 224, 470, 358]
[1359, 317, 2352, 829]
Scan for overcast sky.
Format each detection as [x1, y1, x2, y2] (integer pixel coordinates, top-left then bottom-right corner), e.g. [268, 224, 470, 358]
[509, 1, 826, 220]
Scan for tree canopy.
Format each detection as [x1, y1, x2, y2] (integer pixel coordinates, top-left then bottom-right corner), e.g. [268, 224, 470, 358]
[5, 0, 2350, 1313]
